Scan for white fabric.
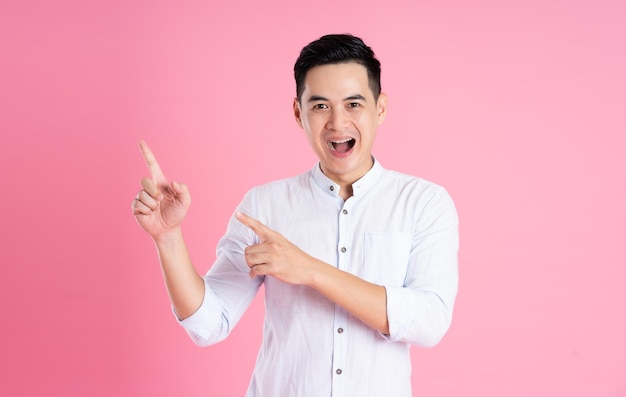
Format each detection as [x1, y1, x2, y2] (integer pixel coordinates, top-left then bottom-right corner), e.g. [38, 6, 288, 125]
[178, 159, 459, 397]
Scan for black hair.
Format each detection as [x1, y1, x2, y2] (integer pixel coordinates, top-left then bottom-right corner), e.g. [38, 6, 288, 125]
[294, 34, 381, 102]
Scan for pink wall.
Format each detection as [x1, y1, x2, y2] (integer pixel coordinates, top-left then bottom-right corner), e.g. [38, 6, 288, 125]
[2, 1, 625, 396]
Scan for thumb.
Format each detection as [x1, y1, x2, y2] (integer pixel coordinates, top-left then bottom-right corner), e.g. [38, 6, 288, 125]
[171, 180, 191, 206]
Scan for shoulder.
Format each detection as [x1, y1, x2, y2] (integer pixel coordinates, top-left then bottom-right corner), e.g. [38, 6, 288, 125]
[238, 169, 314, 212]
[381, 168, 452, 199]
[247, 170, 311, 196]
[375, 168, 457, 225]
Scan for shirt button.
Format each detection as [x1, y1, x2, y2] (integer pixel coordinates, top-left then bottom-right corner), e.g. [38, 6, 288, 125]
[340, 247, 347, 253]
[342, 209, 348, 215]
[329, 186, 334, 191]
[337, 327, 344, 334]
[336, 369, 342, 375]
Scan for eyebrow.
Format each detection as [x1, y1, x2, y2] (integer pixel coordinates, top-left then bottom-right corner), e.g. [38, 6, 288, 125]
[345, 94, 367, 102]
[307, 94, 367, 103]
[307, 95, 328, 103]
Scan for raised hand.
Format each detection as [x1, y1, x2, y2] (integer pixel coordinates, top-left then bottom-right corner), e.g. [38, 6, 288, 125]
[132, 141, 191, 239]
[236, 211, 317, 285]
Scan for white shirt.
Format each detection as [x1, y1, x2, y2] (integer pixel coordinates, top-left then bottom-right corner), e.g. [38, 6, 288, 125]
[179, 159, 459, 397]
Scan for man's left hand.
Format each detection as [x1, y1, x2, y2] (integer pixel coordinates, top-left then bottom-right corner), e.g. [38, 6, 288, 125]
[236, 211, 316, 285]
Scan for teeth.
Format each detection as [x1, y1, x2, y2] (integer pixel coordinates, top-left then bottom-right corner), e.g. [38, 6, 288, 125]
[328, 138, 354, 151]
[328, 138, 353, 151]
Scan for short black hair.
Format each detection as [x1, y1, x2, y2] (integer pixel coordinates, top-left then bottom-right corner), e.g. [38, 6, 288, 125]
[294, 34, 381, 102]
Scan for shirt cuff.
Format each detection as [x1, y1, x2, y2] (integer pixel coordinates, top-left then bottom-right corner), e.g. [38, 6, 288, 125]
[383, 285, 410, 341]
[174, 279, 224, 343]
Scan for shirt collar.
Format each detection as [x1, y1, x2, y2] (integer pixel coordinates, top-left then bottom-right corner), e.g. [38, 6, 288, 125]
[311, 157, 384, 198]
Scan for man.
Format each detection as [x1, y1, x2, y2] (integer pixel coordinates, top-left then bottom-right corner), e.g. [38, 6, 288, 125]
[132, 34, 458, 397]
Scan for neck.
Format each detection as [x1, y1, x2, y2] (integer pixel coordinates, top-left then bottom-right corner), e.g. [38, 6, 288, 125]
[339, 184, 353, 201]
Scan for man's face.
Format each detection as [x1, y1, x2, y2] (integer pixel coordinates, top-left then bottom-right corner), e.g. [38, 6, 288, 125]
[294, 62, 387, 186]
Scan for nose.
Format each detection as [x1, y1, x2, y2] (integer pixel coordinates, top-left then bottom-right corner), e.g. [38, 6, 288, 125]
[326, 108, 350, 131]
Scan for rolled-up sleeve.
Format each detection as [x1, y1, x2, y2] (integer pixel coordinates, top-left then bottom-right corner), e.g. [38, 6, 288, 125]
[176, 279, 230, 345]
[175, 191, 264, 346]
[384, 187, 459, 347]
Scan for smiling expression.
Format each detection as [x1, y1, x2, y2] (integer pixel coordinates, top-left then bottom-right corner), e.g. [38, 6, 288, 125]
[294, 62, 387, 189]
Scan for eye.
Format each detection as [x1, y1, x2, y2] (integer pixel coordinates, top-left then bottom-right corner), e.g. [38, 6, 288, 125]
[313, 103, 329, 110]
[347, 102, 361, 108]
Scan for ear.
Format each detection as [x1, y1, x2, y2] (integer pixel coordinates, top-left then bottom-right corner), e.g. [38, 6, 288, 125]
[293, 98, 303, 129]
[376, 93, 388, 125]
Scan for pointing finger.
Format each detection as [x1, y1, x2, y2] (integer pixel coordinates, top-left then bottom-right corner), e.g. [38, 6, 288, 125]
[236, 211, 272, 239]
[138, 140, 165, 180]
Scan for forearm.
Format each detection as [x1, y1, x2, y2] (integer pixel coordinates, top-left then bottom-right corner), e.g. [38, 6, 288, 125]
[153, 228, 205, 320]
[236, 211, 390, 333]
[308, 259, 389, 335]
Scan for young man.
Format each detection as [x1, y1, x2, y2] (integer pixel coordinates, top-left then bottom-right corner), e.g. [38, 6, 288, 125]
[132, 34, 458, 397]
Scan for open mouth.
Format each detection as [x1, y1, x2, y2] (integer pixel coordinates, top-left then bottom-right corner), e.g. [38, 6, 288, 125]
[328, 138, 356, 154]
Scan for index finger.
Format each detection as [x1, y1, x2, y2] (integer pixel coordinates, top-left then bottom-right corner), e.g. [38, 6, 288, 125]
[236, 211, 271, 240]
[138, 140, 165, 180]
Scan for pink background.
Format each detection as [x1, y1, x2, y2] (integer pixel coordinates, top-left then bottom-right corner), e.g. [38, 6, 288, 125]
[1, 0, 625, 396]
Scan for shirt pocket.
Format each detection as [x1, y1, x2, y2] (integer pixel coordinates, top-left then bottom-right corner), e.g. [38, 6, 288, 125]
[363, 232, 411, 288]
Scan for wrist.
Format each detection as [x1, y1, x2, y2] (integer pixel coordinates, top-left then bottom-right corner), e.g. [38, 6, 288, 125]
[152, 227, 184, 247]
[306, 257, 332, 289]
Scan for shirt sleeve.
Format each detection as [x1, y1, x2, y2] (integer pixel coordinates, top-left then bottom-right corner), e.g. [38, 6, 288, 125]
[175, 191, 264, 347]
[384, 185, 459, 347]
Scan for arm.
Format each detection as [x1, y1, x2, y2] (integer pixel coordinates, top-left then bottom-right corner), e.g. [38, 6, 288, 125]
[152, 228, 205, 320]
[236, 211, 389, 334]
[308, 260, 389, 334]
[131, 141, 204, 320]
[385, 187, 459, 346]
[236, 185, 458, 343]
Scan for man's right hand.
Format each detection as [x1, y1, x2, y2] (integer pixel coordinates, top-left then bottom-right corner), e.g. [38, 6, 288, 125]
[131, 140, 191, 239]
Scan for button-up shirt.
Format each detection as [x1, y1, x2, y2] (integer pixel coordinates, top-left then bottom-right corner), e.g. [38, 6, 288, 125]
[179, 159, 459, 397]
